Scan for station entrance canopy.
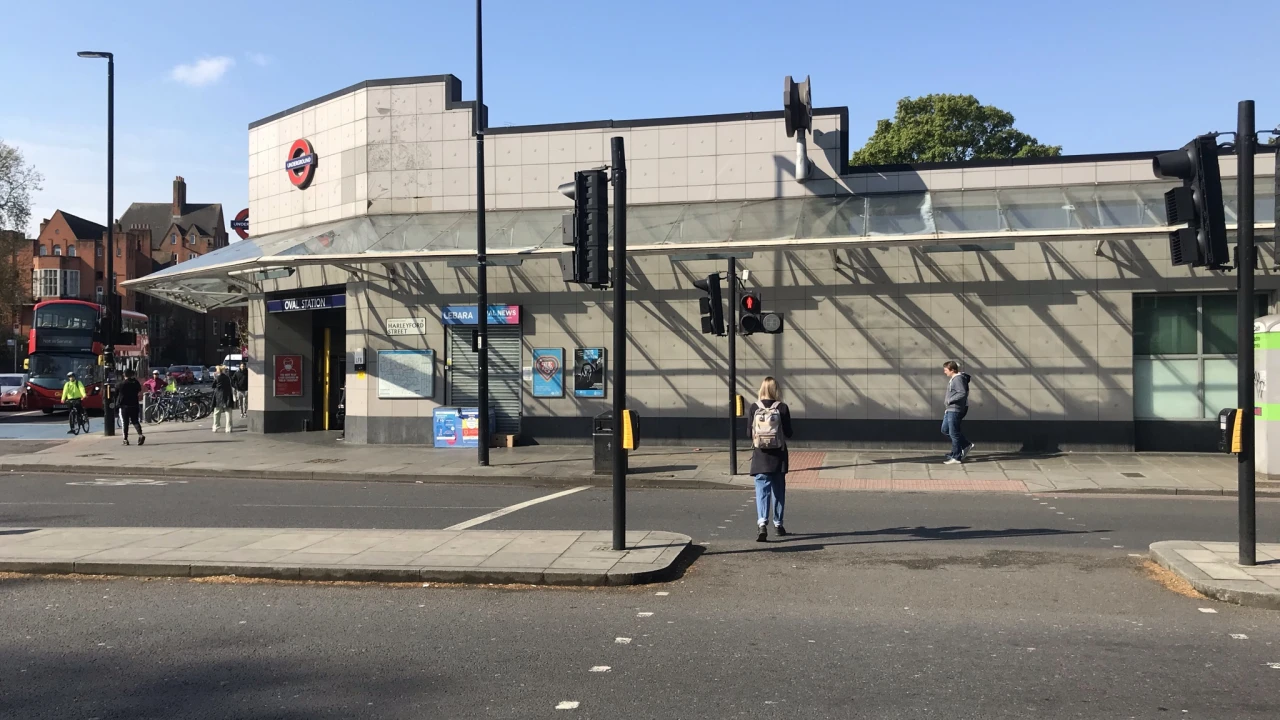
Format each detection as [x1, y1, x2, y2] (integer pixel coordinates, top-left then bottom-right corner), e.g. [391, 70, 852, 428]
[123, 180, 1275, 312]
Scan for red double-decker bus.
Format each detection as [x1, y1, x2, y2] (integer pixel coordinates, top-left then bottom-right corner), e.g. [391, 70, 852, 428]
[25, 300, 149, 413]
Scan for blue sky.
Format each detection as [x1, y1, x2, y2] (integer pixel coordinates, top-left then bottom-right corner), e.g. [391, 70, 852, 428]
[1, 0, 1277, 236]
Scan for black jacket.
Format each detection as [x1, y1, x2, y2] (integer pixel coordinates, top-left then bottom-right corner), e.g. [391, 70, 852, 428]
[213, 372, 234, 410]
[114, 378, 142, 408]
[748, 400, 793, 476]
[231, 369, 247, 393]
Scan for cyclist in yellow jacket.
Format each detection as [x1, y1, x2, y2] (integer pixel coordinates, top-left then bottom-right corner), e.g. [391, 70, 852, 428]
[61, 372, 86, 434]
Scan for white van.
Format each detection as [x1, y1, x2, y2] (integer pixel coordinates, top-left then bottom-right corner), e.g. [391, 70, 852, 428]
[221, 353, 244, 370]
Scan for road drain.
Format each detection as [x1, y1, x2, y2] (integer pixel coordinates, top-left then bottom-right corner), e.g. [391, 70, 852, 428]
[1121, 472, 1146, 478]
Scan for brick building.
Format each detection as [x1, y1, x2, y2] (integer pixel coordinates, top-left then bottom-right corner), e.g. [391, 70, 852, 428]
[10, 177, 243, 369]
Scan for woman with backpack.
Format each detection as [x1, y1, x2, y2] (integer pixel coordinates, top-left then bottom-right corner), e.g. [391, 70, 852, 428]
[749, 376, 793, 543]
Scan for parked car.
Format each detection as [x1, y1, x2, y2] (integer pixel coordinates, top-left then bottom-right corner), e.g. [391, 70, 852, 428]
[0, 373, 29, 410]
[167, 366, 197, 384]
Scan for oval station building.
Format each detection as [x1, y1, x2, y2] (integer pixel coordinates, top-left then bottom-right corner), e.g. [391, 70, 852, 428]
[126, 74, 1279, 452]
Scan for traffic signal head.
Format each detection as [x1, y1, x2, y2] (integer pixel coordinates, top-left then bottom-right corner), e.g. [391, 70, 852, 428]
[739, 292, 763, 335]
[559, 170, 610, 287]
[1153, 135, 1228, 269]
[693, 273, 725, 336]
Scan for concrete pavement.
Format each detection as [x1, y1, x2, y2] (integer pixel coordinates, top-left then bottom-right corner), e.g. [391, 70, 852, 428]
[1150, 540, 1280, 610]
[0, 526, 691, 586]
[0, 421, 1259, 495]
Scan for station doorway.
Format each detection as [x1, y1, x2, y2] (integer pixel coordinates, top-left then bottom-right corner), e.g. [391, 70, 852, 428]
[311, 308, 345, 431]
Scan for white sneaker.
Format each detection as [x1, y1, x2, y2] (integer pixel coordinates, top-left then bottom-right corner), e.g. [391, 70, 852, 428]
[961, 443, 975, 459]
[944, 457, 962, 465]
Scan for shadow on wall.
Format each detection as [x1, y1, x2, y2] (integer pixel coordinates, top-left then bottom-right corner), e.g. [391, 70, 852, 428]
[335, 234, 1277, 448]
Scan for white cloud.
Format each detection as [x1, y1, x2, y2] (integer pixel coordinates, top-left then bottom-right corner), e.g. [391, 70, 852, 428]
[169, 56, 234, 87]
[245, 52, 271, 67]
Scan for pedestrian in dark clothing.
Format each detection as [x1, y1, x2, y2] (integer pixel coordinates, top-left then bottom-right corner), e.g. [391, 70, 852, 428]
[231, 365, 248, 418]
[748, 376, 793, 542]
[212, 366, 234, 434]
[115, 369, 145, 446]
[941, 360, 973, 464]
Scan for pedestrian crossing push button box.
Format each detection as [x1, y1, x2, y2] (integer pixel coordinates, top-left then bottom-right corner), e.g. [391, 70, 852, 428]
[1218, 408, 1240, 453]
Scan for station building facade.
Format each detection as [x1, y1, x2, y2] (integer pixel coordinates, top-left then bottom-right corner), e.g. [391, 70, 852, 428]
[126, 74, 1280, 452]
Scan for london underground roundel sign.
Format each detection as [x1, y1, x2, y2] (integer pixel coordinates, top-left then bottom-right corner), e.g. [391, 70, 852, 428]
[231, 208, 249, 240]
[285, 138, 317, 188]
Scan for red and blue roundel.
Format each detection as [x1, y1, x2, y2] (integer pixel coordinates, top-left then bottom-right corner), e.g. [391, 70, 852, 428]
[285, 139, 317, 188]
[230, 208, 249, 240]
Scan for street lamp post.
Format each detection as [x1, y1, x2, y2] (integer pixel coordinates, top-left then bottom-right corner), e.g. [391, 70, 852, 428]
[78, 50, 115, 437]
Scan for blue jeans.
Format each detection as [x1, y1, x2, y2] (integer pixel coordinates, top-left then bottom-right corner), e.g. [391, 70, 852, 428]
[942, 408, 969, 459]
[754, 473, 785, 527]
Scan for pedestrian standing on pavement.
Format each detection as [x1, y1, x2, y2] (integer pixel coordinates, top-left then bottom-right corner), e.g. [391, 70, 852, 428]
[749, 376, 793, 543]
[115, 368, 145, 446]
[212, 365, 234, 434]
[231, 363, 248, 419]
[142, 370, 162, 421]
[941, 361, 974, 465]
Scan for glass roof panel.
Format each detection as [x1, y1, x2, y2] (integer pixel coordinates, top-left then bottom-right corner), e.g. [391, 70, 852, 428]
[797, 196, 867, 239]
[867, 193, 932, 235]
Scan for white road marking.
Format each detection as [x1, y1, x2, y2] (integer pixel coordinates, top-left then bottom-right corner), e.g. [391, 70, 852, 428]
[444, 486, 591, 530]
[636, 612, 653, 617]
[655, 592, 669, 596]
[614, 637, 631, 644]
[589, 666, 611, 672]
[1268, 662, 1280, 669]
[1114, 545, 1125, 549]
[66, 478, 188, 487]
[0, 501, 114, 506]
[1199, 608, 1218, 614]
[556, 701, 580, 710]
[240, 504, 503, 510]
[1231, 634, 1249, 639]
[1128, 553, 1143, 558]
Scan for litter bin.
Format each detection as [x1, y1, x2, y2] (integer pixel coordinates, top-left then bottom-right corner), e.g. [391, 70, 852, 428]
[593, 411, 627, 475]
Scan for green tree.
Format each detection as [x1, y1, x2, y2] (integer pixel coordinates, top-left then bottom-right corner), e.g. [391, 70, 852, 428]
[850, 94, 1061, 166]
[1, 140, 42, 345]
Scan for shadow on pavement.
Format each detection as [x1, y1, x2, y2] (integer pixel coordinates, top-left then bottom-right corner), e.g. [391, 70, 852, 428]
[707, 525, 1106, 555]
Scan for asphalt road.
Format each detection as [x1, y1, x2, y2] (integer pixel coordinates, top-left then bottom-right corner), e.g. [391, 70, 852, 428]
[3, 471, 1280, 718]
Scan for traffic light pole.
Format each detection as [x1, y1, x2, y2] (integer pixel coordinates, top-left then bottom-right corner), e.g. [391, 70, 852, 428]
[1236, 100, 1256, 566]
[610, 136, 627, 552]
[728, 258, 737, 477]
[474, 0, 490, 465]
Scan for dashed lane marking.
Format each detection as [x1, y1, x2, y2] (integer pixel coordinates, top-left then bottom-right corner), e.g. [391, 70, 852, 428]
[1199, 608, 1219, 614]
[556, 701, 580, 710]
[637, 612, 653, 617]
[589, 666, 611, 672]
[615, 638, 631, 644]
[1231, 634, 1249, 640]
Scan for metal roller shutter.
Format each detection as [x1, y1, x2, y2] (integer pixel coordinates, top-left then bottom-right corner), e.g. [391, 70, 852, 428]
[447, 325, 522, 435]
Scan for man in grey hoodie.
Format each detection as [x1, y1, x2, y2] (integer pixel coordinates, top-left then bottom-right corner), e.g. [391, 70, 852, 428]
[942, 361, 973, 465]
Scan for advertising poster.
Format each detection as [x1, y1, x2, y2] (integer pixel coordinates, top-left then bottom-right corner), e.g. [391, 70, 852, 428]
[273, 355, 303, 397]
[433, 407, 461, 448]
[531, 348, 564, 398]
[573, 348, 606, 398]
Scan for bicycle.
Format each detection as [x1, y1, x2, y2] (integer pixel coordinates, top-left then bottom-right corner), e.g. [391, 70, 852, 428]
[68, 402, 90, 436]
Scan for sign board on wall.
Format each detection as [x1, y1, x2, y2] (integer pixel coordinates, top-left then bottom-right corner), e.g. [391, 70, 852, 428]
[231, 208, 249, 240]
[386, 318, 428, 336]
[273, 355, 303, 397]
[441, 305, 521, 326]
[531, 348, 564, 398]
[266, 294, 346, 313]
[377, 350, 435, 399]
[574, 348, 605, 398]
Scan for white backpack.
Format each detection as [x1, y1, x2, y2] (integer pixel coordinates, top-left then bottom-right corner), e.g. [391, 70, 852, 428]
[752, 402, 785, 450]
